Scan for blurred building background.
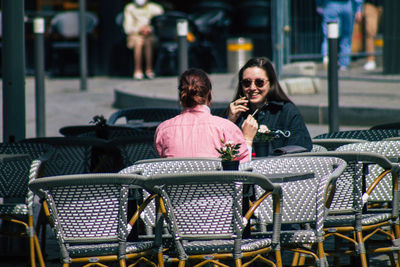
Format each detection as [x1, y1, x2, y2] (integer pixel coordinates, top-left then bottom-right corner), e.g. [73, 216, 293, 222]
[3, 0, 392, 77]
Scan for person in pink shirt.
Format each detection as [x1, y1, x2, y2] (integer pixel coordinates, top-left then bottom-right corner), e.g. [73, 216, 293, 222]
[154, 68, 258, 162]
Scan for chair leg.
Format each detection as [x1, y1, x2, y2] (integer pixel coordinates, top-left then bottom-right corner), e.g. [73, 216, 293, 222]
[35, 205, 48, 255]
[291, 252, 300, 266]
[30, 215, 45, 267]
[356, 231, 368, 267]
[34, 234, 45, 267]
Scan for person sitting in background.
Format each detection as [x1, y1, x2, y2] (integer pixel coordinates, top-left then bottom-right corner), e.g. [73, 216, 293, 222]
[154, 68, 258, 162]
[123, 0, 164, 80]
[227, 57, 313, 152]
[363, 0, 383, 71]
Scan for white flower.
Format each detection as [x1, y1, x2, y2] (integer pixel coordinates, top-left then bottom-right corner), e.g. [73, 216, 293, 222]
[258, 124, 270, 134]
[225, 140, 234, 146]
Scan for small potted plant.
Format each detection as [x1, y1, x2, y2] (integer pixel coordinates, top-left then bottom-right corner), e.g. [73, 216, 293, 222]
[216, 139, 241, 170]
[253, 125, 279, 157]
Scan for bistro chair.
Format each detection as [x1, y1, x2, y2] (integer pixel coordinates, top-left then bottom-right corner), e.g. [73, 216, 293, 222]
[288, 150, 400, 266]
[241, 156, 347, 267]
[120, 157, 222, 236]
[28, 173, 159, 267]
[19, 136, 121, 174]
[0, 143, 52, 267]
[143, 171, 283, 267]
[19, 137, 122, 251]
[311, 144, 328, 152]
[334, 142, 400, 266]
[312, 138, 367, 151]
[49, 11, 98, 76]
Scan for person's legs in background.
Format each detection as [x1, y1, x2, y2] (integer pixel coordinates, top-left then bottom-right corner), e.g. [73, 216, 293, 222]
[144, 34, 156, 79]
[337, 1, 354, 70]
[321, 2, 341, 69]
[132, 35, 145, 80]
[363, 2, 383, 71]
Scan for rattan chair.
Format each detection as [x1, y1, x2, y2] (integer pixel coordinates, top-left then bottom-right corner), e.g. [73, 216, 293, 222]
[288, 150, 400, 267]
[312, 138, 367, 151]
[120, 158, 222, 236]
[241, 156, 347, 267]
[311, 144, 328, 152]
[0, 143, 52, 267]
[28, 173, 159, 267]
[19, 137, 119, 174]
[334, 142, 400, 266]
[143, 171, 283, 267]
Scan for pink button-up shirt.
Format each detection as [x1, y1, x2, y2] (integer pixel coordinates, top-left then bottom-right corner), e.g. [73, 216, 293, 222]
[154, 105, 250, 162]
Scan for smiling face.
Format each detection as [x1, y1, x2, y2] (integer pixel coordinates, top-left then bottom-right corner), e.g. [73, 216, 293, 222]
[241, 67, 270, 109]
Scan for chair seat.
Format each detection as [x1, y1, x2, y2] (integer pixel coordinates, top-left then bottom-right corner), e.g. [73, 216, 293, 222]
[252, 229, 316, 245]
[324, 212, 392, 227]
[181, 238, 272, 255]
[0, 204, 28, 216]
[68, 240, 154, 257]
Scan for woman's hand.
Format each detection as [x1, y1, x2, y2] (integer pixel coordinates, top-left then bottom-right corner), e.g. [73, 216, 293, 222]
[241, 114, 258, 147]
[228, 96, 249, 122]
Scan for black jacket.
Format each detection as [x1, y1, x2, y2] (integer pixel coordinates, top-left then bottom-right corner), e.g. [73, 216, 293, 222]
[237, 101, 313, 151]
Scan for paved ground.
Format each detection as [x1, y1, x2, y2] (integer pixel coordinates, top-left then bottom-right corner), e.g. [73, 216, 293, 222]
[0, 58, 399, 266]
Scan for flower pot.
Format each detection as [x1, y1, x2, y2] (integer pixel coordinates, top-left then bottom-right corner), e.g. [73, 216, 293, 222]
[221, 160, 240, 170]
[253, 141, 272, 157]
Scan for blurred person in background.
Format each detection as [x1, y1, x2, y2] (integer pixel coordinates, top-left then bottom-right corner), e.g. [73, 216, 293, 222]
[123, 0, 164, 80]
[316, 0, 363, 71]
[362, 0, 383, 71]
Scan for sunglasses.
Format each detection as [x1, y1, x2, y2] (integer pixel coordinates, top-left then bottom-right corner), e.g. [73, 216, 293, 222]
[241, 78, 269, 88]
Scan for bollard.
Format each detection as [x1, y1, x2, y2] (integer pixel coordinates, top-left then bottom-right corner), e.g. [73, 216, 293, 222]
[34, 17, 46, 137]
[79, 0, 88, 91]
[177, 19, 188, 76]
[327, 22, 339, 133]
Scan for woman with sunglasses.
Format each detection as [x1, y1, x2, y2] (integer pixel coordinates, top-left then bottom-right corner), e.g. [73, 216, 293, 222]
[227, 57, 312, 152]
[155, 68, 258, 162]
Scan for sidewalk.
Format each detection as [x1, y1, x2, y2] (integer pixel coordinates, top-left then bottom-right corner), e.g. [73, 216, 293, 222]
[1, 58, 399, 142]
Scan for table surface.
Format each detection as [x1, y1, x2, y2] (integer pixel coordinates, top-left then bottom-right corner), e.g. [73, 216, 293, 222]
[0, 153, 29, 162]
[59, 123, 158, 137]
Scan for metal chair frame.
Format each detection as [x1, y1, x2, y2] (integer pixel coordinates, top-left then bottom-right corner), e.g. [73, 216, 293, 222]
[289, 150, 400, 267]
[28, 173, 159, 267]
[0, 143, 52, 267]
[241, 156, 347, 267]
[119, 157, 222, 236]
[143, 171, 283, 267]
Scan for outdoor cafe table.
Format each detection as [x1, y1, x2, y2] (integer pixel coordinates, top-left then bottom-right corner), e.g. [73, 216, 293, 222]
[59, 123, 159, 139]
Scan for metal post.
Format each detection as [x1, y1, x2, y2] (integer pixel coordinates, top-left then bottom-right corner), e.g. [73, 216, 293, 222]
[272, 0, 284, 77]
[327, 22, 339, 133]
[79, 0, 88, 91]
[2, 0, 26, 142]
[283, 0, 291, 65]
[177, 19, 188, 76]
[34, 17, 46, 137]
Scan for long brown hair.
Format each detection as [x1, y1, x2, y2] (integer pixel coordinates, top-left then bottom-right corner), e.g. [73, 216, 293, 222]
[179, 68, 212, 108]
[233, 57, 291, 103]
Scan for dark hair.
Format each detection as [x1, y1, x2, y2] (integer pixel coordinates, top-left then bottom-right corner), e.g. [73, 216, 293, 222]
[233, 57, 291, 103]
[178, 68, 212, 108]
